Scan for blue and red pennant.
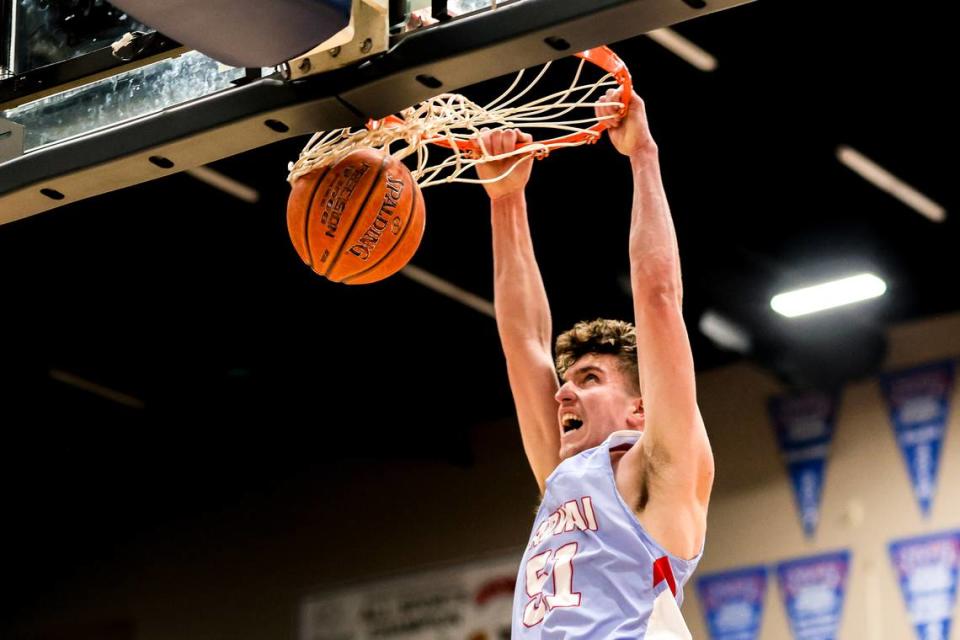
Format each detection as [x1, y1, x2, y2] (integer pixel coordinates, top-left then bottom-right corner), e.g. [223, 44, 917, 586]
[889, 530, 960, 640]
[768, 391, 839, 538]
[776, 551, 851, 640]
[879, 360, 955, 517]
[696, 565, 767, 640]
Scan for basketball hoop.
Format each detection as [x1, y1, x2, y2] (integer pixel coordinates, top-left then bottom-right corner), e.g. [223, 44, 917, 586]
[288, 46, 632, 189]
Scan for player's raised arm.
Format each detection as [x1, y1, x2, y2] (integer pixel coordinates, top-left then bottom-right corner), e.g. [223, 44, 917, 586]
[597, 90, 714, 551]
[478, 129, 562, 493]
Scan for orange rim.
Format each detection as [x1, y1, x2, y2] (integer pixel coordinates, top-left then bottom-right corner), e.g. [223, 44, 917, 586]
[366, 45, 632, 156]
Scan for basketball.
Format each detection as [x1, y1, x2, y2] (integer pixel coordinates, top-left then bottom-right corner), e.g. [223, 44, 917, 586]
[286, 148, 425, 284]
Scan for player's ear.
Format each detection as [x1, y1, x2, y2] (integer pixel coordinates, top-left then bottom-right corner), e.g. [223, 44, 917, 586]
[626, 395, 644, 428]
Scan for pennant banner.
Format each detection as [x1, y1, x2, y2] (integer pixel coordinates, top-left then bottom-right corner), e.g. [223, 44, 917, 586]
[879, 360, 955, 517]
[776, 551, 850, 640]
[889, 530, 960, 640]
[697, 566, 768, 640]
[768, 391, 838, 537]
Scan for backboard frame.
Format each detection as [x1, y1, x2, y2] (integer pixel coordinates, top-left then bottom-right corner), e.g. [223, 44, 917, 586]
[0, 0, 754, 226]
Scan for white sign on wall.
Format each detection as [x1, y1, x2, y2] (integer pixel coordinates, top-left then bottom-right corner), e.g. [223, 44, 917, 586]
[300, 553, 519, 640]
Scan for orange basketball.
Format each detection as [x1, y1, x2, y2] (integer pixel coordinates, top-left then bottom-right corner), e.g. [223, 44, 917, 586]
[286, 148, 426, 284]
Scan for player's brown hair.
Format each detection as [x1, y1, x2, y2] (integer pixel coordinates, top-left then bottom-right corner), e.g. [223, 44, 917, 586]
[555, 318, 640, 394]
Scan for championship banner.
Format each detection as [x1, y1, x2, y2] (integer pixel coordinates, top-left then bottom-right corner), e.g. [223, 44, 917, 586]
[768, 391, 838, 537]
[889, 530, 960, 640]
[300, 553, 519, 640]
[879, 360, 955, 517]
[776, 551, 851, 640]
[696, 566, 768, 640]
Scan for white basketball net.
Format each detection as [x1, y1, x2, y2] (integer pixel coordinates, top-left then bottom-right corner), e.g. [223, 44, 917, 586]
[287, 58, 624, 189]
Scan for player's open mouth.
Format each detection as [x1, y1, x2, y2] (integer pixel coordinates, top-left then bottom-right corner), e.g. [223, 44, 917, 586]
[561, 413, 583, 434]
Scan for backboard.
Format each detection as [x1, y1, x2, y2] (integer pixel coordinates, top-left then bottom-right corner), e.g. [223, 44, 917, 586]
[0, 0, 753, 225]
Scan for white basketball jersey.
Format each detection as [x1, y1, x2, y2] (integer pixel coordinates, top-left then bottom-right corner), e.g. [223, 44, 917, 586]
[512, 431, 701, 639]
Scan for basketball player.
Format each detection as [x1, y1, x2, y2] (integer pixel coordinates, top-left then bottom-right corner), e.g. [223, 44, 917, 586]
[476, 87, 714, 638]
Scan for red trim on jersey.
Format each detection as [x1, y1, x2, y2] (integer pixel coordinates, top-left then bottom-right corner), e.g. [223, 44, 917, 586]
[652, 556, 677, 597]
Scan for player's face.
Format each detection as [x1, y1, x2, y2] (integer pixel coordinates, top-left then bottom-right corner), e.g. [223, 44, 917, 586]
[554, 353, 644, 459]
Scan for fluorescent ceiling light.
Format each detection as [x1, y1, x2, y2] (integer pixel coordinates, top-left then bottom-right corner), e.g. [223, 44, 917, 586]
[837, 146, 946, 223]
[771, 273, 887, 318]
[187, 166, 260, 203]
[646, 28, 717, 72]
[49, 368, 145, 409]
[401, 264, 495, 318]
[699, 310, 751, 353]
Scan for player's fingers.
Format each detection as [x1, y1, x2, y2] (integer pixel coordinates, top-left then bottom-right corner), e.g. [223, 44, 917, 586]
[597, 96, 618, 121]
[605, 87, 628, 120]
[477, 127, 492, 154]
[486, 130, 500, 156]
[503, 128, 517, 153]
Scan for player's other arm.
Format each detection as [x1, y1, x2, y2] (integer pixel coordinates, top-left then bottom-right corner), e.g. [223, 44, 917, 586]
[627, 146, 714, 500]
[599, 90, 714, 538]
[479, 129, 561, 494]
